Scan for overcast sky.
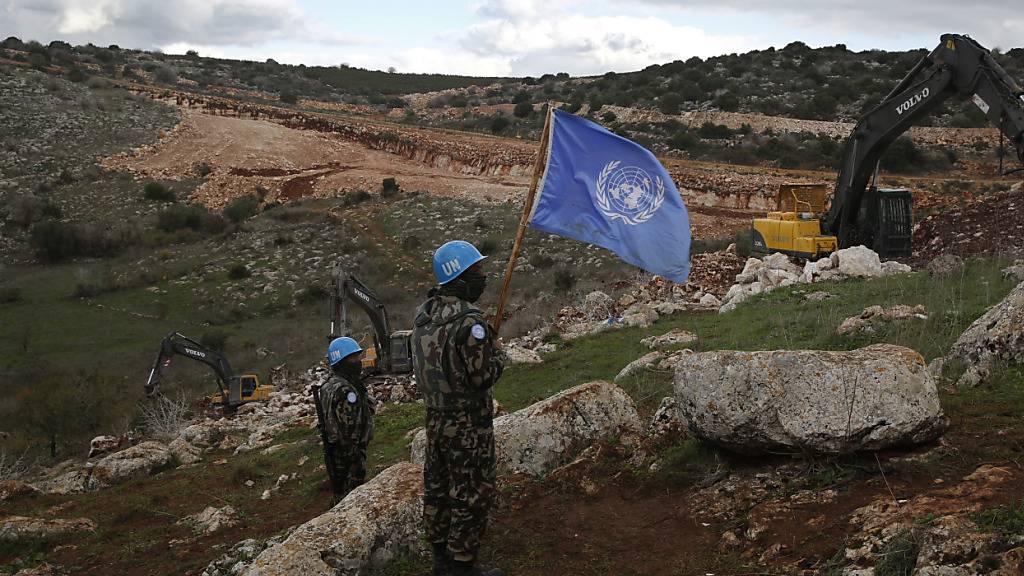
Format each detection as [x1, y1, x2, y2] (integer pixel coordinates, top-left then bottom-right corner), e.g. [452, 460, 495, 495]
[2, 0, 1022, 76]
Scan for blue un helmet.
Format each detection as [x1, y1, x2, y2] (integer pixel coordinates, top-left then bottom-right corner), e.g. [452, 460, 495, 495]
[432, 240, 487, 285]
[326, 337, 363, 366]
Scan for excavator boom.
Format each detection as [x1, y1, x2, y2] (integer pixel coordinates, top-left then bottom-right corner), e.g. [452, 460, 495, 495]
[826, 33, 1024, 254]
[145, 332, 271, 407]
[329, 265, 413, 374]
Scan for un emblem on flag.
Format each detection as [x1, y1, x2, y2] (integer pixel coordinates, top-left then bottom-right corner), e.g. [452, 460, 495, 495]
[595, 161, 666, 225]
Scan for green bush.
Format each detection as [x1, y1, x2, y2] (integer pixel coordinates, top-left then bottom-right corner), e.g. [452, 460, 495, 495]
[0, 286, 22, 304]
[513, 101, 533, 118]
[29, 221, 130, 262]
[490, 115, 511, 134]
[478, 237, 499, 256]
[280, 91, 298, 104]
[339, 189, 372, 207]
[601, 111, 617, 123]
[553, 268, 577, 293]
[156, 204, 225, 234]
[199, 329, 229, 351]
[143, 181, 175, 201]
[227, 263, 251, 280]
[697, 122, 734, 139]
[223, 194, 260, 223]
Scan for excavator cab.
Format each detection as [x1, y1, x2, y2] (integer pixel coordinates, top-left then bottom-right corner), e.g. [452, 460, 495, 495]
[857, 187, 913, 258]
[207, 374, 275, 406]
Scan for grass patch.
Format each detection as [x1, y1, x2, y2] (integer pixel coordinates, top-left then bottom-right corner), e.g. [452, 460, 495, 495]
[874, 528, 922, 576]
[973, 500, 1024, 539]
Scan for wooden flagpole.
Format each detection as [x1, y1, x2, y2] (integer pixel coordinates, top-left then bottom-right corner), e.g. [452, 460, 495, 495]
[493, 104, 554, 334]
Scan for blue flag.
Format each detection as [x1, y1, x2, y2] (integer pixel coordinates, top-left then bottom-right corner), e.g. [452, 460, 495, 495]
[528, 109, 691, 283]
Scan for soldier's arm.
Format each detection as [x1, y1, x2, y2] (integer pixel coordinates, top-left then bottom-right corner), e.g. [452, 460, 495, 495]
[454, 316, 504, 390]
[332, 386, 365, 443]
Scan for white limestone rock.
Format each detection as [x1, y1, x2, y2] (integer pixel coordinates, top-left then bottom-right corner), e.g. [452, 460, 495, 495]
[411, 381, 642, 477]
[831, 246, 883, 278]
[245, 462, 425, 576]
[614, 351, 665, 383]
[674, 344, 948, 454]
[943, 280, 1024, 387]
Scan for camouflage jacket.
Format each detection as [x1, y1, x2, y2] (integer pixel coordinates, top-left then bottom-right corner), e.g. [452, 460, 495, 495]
[320, 373, 375, 445]
[412, 294, 504, 410]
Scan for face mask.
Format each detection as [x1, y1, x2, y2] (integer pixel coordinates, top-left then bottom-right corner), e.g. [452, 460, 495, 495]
[461, 272, 487, 303]
[335, 360, 362, 381]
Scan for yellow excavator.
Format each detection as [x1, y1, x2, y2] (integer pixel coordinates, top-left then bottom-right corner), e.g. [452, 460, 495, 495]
[753, 33, 1024, 260]
[144, 332, 276, 408]
[752, 183, 838, 260]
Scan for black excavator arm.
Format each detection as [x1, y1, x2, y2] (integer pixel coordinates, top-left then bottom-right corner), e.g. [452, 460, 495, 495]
[826, 33, 1024, 253]
[329, 265, 395, 372]
[145, 332, 237, 403]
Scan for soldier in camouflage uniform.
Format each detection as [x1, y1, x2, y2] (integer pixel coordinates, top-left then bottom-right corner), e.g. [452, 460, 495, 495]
[318, 336, 375, 505]
[413, 240, 505, 576]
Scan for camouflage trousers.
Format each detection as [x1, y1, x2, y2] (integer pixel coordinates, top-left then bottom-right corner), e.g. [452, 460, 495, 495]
[423, 406, 496, 562]
[328, 442, 367, 504]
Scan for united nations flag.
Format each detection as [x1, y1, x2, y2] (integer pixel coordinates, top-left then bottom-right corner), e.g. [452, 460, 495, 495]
[527, 109, 691, 283]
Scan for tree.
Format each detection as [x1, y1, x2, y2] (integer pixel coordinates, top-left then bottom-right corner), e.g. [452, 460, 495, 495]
[513, 101, 533, 118]
[490, 115, 510, 134]
[658, 93, 682, 115]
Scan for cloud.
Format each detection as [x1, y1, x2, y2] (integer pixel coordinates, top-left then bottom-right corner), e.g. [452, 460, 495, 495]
[1, 0, 363, 50]
[459, 6, 757, 76]
[632, 0, 1024, 50]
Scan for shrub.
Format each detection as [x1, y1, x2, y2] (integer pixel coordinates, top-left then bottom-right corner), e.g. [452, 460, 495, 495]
[66, 68, 88, 83]
[0, 287, 22, 304]
[513, 101, 533, 118]
[227, 263, 251, 280]
[478, 237, 499, 256]
[529, 252, 555, 269]
[30, 220, 129, 262]
[156, 204, 225, 234]
[697, 122, 733, 139]
[280, 91, 298, 104]
[143, 181, 175, 201]
[296, 283, 329, 305]
[490, 115, 511, 134]
[153, 65, 177, 84]
[200, 329, 229, 351]
[553, 268, 577, 293]
[381, 178, 400, 198]
[601, 111, 617, 123]
[339, 189, 372, 207]
[734, 228, 753, 258]
[658, 93, 682, 115]
[139, 394, 192, 442]
[195, 162, 213, 177]
[223, 194, 260, 223]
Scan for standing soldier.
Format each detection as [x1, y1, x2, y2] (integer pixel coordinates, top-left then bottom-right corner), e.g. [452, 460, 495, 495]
[412, 240, 504, 576]
[314, 336, 375, 505]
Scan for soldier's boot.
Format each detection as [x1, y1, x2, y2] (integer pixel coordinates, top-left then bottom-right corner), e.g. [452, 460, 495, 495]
[432, 543, 454, 576]
[449, 559, 504, 576]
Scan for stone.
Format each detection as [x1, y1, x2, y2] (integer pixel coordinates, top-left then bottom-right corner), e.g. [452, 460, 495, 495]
[614, 351, 665, 383]
[698, 293, 721, 307]
[831, 245, 883, 278]
[1001, 263, 1024, 282]
[87, 441, 172, 490]
[674, 344, 948, 454]
[641, 329, 698, 350]
[881, 260, 912, 275]
[502, 343, 542, 364]
[202, 538, 274, 576]
[620, 304, 658, 328]
[411, 381, 642, 477]
[583, 291, 613, 319]
[735, 258, 763, 283]
[0, 480, 40, 502]
[943, 280, 1024, 387]
[648, 396, 685, 438]
[169, 438, 202, 465]
[179, 505, 238, 534]
[244, 462, 424, 576]
[927, 253, 965, 279]
[0, 516, 97, 543]
[88, 435, 126, 458]
[837, 304, 927, 335]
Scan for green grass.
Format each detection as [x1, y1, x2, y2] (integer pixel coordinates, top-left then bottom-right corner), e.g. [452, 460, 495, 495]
[874, 529, 922, 576]
[973, 500, 1024, 539]
[495, 259, 1017, 419]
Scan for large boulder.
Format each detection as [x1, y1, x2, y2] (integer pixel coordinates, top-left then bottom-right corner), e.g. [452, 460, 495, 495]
[830, 245, 883, 278]
[674, 344, 948, 454]
[244, 462, 424, 576]
[941, 280, 1024, 387]
[411, 381, 642, 477]
[87, 441, 172, 490]
[0, 516, 96, 543]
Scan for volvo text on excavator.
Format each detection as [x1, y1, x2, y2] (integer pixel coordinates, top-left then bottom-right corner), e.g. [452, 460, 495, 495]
[145, 332, 276, 408]
[329, 265, 413, 374]
[754, 33, 1024, 259]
